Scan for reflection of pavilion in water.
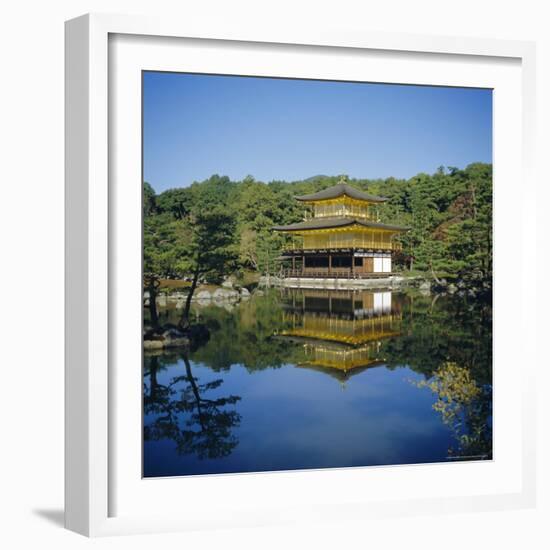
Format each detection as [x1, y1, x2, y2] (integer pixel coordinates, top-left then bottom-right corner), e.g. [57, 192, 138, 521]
[276, 289, 402, 381]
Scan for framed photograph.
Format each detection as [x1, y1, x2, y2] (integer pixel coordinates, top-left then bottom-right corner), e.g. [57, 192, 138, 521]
[65, 13, 537, 536]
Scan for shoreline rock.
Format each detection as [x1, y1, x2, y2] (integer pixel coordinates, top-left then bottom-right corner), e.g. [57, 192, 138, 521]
[240, 287, 251, 299]
[147, 284, 252, 309]
[212, 287, 240, 301]
[143, 323, 210, 351]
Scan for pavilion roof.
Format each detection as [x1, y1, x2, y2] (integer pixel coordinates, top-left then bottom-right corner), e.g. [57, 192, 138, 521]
[295, 183, 388, 203]
[295, 362, 386, 384]
[272, 216, 409, 232]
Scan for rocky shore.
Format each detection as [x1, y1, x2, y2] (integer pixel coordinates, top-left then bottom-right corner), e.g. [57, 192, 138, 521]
[143, 278, 253, 351]
[143, 323, 210, 352]
[257, 273, 491, 297]
[416, 277, 492, 298]
[258, 274, 416, 291]
[194, 283, 251, 303]
[144, 278, 252, 310]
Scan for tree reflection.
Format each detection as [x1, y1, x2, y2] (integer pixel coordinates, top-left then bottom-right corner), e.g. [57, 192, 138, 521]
[144, 353, 242, 460]
[144, 288, 493, 469]
[413, 361, 492, 459]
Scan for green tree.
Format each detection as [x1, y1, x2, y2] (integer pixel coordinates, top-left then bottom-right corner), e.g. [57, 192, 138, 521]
[234, 178, 288, 275]
[177, 209, 238, 329]
[144, 173, 187, 329]
[155, 187, 192, 220]
[143, 181, 157, 216]
[144, 209, 190, 327]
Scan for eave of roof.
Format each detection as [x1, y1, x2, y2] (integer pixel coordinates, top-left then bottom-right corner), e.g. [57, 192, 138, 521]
[272, 217, 409, 232]
[295, 361, 386, 382]
[295, 183, 387, 203]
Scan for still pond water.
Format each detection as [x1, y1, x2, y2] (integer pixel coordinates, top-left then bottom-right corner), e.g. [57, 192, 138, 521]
[143, 288, 492, 477]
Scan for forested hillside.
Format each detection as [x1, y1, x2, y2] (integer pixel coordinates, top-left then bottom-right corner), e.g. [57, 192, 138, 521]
[144, 162, 492, 287]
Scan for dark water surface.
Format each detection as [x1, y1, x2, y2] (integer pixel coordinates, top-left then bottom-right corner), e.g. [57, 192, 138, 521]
[143, 288, 492, 477]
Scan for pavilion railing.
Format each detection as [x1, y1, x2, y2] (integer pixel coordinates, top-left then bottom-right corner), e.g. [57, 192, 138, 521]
[283, 242, 402, 252]
[282, 269, 394, 279]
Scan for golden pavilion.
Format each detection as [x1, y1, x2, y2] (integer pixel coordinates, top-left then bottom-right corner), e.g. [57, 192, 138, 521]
[273, 179, 408, 278]
[276, 289, 402, 380]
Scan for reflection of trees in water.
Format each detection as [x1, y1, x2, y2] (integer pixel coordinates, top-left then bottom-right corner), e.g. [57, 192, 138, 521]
[144, 354, 241, 460]
[412, 361, 492, 459]
[150, 290, 492, 383]
[268, 289, 493, 458]
[148, 290, 492, 383]
[191, 291, 305, 371]
[387, 293, 492, 459]
[144, 290, 492, 460]
[381, 293, 492, 383]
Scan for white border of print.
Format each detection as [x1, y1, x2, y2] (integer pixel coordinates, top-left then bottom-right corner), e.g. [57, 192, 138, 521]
[65, 13, 537, 537]
[111, 35, 521, 519]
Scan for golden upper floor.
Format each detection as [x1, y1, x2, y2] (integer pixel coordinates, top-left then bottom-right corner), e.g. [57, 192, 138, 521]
[273, 181, 408, 248]
[304, 197, 378, 221]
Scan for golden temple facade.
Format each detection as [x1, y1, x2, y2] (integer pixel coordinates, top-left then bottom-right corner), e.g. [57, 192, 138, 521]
[273, 179, 408, 278]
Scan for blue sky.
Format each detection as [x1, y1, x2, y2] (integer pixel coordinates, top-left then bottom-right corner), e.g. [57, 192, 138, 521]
[143, 72, 492, 193]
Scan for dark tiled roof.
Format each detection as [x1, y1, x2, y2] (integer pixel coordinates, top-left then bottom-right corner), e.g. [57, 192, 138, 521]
[295, 183, 387, 203]
[272, 217, 409, 232]
[296, 362, 385, 382]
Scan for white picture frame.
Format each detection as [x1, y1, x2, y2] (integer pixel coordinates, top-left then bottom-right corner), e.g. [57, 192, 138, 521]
[65, 13, 537, 537]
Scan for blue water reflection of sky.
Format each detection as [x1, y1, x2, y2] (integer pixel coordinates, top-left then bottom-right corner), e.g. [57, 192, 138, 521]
[144, 359, 450, 477]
